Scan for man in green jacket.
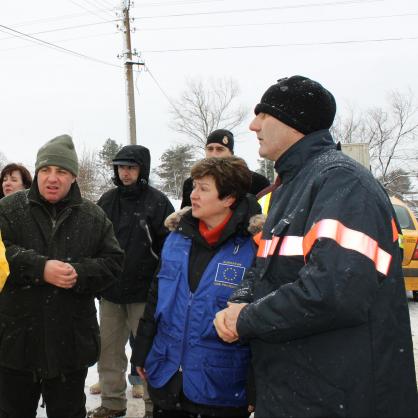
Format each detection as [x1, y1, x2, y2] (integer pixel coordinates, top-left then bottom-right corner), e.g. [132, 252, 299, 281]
[0, 135, 124, 418]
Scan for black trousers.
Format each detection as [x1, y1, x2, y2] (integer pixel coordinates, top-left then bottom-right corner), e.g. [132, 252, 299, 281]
[0, 367, 87, 418]
[153, 405, 250, 418]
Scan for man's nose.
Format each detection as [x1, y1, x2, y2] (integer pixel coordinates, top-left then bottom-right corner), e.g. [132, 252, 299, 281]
[249, 117, 259, 131]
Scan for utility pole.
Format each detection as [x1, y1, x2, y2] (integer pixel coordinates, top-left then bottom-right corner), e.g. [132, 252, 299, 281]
[121, 0, 137, 144]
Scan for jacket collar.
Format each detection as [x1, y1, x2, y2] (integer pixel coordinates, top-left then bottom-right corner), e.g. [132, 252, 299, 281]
[274, 129, 336, 184]
[116, 180, 147, 198]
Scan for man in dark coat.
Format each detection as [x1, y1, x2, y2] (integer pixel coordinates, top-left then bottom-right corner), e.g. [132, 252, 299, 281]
[0, 135, 124, 418]
[180, 129, 270, 208]
[214, 76, 417, 417]
[88, 145, 174, 418]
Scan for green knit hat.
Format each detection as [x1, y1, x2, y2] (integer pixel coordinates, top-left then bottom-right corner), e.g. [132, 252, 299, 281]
[35, 134, 79, 176]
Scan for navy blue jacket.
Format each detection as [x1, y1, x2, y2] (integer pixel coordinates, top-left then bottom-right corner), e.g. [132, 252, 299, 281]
[231, 130, 417, 417]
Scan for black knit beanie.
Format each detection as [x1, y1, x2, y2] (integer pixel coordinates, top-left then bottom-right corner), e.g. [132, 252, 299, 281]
[35, 134, 79, 176]
[254, 75, 336, 134]
[206, 129, 234, 153]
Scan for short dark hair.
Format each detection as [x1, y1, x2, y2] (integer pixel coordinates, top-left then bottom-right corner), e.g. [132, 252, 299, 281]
[0, 163, 33, 198]
[191, 157, 251, 203]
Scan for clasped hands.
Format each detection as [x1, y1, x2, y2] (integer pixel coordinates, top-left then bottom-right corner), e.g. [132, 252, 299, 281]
[43, 260, 78, 289]
[213, 302, 247, 343]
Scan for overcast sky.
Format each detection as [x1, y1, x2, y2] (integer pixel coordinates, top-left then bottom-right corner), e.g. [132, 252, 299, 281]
[1, 0, 417, 174]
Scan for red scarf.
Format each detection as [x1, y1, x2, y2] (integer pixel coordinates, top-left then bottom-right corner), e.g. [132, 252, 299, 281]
[199, 212, 233, 245]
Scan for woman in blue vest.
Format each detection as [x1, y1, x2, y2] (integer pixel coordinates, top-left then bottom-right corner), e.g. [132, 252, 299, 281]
[132, 157, 260, 418]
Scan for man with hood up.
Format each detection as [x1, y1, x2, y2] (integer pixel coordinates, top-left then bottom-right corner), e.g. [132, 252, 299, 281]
[88, 145, 174, 418]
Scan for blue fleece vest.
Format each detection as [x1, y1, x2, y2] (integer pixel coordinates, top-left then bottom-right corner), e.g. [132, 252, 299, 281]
[145, 231, 255, 407]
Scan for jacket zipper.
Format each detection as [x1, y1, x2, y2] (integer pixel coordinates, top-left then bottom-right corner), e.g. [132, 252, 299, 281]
[43, 206, 72, 376]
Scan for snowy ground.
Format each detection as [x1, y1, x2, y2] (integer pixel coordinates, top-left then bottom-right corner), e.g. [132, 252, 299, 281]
[36, 293, 418, 417]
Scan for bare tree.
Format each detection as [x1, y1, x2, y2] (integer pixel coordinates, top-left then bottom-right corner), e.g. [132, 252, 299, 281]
[365, 90, 418, 183]
[0, 152, 8, 171]
[77, 148, 101, 202]
[169, 77, 248, 152]
[381, 168, 412, 198]
[332, 89, 418, 196]
[331, 107, 368, 144]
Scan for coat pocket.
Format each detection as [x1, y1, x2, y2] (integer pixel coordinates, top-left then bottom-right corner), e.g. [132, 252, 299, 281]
[155, 261, 182, 321]
[196, 350, 249, 405]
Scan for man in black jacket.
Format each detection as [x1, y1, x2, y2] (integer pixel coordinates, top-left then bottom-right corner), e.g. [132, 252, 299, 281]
[180, 129, 270, 208]
[0, 135, 124, 418]
[88, 145, 174, 418]
[214, 76, 417, 417]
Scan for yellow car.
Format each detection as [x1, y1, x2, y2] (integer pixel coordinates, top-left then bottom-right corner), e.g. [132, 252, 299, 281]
[391, 197, 418, 301]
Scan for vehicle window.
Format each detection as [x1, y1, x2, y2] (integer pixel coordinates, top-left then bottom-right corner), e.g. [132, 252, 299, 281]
[393, 205, 416, 230]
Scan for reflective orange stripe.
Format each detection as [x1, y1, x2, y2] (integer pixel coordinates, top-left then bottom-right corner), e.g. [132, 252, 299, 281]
[391, 218, 399, 242]
[269, 236, 280, 256]
[253, 231, 262, 246]
[303, 219, 392, 275]
[278, 236, 303, 256]
[256, 219, 393, 275]
[257, 239, 271, 258]
[257, 236, 281, 258]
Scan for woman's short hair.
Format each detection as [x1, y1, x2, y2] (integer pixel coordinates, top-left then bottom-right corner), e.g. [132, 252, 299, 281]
[0, 163, 33, 198]
[191, 156, 251, 202]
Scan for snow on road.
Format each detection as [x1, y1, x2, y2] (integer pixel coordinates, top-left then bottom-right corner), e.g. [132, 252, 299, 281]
[36, 294, 418, 417]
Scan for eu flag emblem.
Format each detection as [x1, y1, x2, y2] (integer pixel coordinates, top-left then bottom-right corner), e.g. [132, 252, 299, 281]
[214, 263, 246, 287]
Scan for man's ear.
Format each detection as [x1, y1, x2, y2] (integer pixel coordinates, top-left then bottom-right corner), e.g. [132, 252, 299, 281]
[72, 176, 77, 184]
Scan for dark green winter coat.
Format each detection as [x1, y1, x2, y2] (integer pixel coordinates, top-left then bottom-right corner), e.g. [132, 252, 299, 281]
[0, 181, 124, 379]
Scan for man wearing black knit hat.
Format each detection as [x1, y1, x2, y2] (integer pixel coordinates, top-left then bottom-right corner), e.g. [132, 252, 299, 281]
[214, 76, 417, 417]
[180, 129, 270, 208]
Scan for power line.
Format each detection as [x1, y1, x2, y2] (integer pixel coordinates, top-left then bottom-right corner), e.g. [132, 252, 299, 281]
[134, 0, 235, 7]
[84, 0, 116, 18]
[8, 9, 114, 28]
[94, 0, 115, 7]
[133, 0, 385, 20]
[2, 0, 390, 40]
[0, 22, 120, 68]
[87, 0, 114, 10]
[144, 65, 183, 118]
[3, 0, 386, 30]
[67, 0, 112, 22]
[1, 9, 414, 44]
[142, 35, 418, 53]
[134, 12, 418, 32]
[0, 19, 117, 43]
[0, 30, 118, 52]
